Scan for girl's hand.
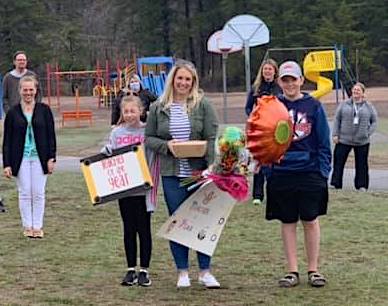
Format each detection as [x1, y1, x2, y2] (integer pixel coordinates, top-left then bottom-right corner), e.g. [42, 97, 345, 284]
[333, 136, 339, 144]
[3, 167, 12, 178]
[47, 159, 56, 174]
[167, 139, 179, 157]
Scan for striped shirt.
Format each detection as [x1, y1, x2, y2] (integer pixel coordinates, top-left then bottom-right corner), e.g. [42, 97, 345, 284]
[170, 102, 192, 177]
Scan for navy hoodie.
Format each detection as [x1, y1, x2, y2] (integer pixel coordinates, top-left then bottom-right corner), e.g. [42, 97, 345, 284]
[271, 93, 332, 178]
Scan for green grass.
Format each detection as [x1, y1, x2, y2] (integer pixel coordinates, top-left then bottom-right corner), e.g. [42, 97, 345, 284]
[376, 118, 388, 135]
[1, 172, 388, 305]
[56, 124, 110, 156]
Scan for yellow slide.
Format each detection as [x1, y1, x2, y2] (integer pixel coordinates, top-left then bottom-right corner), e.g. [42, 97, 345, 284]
[303, 50, 341, 99]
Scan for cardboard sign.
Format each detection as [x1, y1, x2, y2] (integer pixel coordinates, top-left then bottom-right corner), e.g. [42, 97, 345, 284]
[80, 144, 152, 205]
[158, 181, 237, 256]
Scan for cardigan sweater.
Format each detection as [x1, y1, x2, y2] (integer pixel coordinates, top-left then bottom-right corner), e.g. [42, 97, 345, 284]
[145, 97, 218, 176]
[3, 103, 56, 176]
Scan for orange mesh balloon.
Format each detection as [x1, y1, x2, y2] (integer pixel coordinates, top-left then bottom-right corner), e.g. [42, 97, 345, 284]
[246, 95, 293, 165]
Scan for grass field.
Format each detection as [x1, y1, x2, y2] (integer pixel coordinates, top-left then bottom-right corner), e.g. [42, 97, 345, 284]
[1, 172, 388, 306]
[0, 106, 387, 305]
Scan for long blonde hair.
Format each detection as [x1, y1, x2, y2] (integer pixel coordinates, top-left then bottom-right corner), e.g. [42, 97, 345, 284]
[159, 60, 203, 113]
[252, 58, 279, 93]
[116, 95, 143, 125]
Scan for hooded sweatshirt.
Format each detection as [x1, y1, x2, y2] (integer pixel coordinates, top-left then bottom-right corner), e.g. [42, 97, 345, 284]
[270, 93, 332, 179]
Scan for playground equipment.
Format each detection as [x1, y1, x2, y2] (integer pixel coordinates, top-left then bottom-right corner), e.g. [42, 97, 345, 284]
[47, 59, 135, 111]
[264, 45, 357, 103]
[303, 50, 341, 99]
[136, 57, 174, 96]
[46, 62, 108, 111]
[62, 87, 93, 127]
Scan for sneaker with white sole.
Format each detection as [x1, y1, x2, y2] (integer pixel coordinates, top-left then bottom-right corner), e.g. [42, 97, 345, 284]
[121, 269, 137, 286]
[177, 274, 191, 288]
[138, 269, 152, 287]
[198, 272, 220, 288]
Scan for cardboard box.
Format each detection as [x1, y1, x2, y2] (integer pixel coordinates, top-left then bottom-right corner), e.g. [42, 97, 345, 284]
[172, 140, 207, 158]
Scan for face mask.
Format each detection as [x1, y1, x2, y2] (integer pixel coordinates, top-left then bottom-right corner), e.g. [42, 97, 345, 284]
[130, 82, 140, 92]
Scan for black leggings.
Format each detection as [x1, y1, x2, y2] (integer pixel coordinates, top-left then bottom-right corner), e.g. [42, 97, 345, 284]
[118, 196, 152, 268]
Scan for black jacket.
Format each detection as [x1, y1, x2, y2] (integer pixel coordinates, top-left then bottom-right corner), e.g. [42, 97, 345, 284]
[2, 103, 56, 176]
[245, 81, 283, 116]
[111, 89, 158, 125]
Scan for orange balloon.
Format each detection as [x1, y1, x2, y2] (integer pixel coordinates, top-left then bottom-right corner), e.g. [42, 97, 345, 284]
[246, 95, 293, 165]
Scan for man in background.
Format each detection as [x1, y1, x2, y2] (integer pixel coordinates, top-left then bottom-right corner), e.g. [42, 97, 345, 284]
[2, 50, 42, 113]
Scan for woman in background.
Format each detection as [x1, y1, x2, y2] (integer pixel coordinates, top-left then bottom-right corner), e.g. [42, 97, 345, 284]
[3, 75, 56, 238]
[245, 58, 282, 205]
[330, 82, 378, 190]
[111, 74, 157, 126]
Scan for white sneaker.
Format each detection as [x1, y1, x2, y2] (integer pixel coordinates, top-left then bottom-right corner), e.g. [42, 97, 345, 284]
[177, 274, 191, 288]
[198, 272, 220, 288]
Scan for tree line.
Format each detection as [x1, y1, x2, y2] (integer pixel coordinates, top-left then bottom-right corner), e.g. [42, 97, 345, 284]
[1, 0, 387, 91]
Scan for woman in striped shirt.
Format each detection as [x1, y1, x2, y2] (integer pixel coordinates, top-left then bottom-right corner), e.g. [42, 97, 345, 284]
[145, 60, 220, 289]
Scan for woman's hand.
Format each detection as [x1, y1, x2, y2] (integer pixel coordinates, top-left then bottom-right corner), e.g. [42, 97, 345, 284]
[47, 159, 56, 174]
[167, 139, 179, 157]
[332, 136, 339, 144]
[3, 167, 12, 178]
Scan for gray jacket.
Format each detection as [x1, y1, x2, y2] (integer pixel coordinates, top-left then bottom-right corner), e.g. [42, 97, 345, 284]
[332, 99, 378, 146]
[2, 69, 42, 114]
[145, 97, 219, 176]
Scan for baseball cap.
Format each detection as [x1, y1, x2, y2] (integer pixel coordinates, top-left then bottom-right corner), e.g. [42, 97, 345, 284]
[279, 61, 302, 79]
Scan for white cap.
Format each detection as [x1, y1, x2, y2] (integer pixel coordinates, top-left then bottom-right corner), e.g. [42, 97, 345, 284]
[279, 61, 302, 79]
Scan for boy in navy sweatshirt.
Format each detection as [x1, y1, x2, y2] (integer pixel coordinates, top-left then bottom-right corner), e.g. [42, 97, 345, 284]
[265, 61, 331, 288]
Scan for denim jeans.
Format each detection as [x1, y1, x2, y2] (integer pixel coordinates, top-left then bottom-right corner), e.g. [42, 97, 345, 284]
[162, 176, 211, 270]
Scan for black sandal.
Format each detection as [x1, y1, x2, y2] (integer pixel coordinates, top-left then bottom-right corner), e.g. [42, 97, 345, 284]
[308, 272, 326, 287]
[278, 273, 300, 288]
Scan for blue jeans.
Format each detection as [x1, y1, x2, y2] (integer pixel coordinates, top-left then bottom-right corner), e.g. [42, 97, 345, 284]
[162, 176, 211, 270]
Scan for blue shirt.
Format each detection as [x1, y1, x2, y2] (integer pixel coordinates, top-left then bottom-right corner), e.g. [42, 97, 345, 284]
[23, 113, 38, 159]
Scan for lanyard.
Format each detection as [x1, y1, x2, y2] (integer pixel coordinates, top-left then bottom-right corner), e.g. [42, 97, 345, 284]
[353, 101, 364, 117]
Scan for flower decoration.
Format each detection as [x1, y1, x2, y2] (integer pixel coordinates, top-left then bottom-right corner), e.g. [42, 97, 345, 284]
[182, 127, 249, 202]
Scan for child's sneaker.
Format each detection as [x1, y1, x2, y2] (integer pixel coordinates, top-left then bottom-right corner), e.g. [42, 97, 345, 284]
[198, 272, 220, 289]
[252, 198, 263, 205]
[138, 269, 152, 287]
[121, 269, 137, 286]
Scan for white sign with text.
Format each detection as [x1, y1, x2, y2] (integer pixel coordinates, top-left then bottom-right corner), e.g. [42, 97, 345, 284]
[158, 181, 237, 256]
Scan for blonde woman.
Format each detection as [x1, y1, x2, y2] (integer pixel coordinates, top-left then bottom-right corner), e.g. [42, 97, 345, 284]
[2, 75, 56, 238]
[245, 58, 282, 205]
[145, 60, 219, 288]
